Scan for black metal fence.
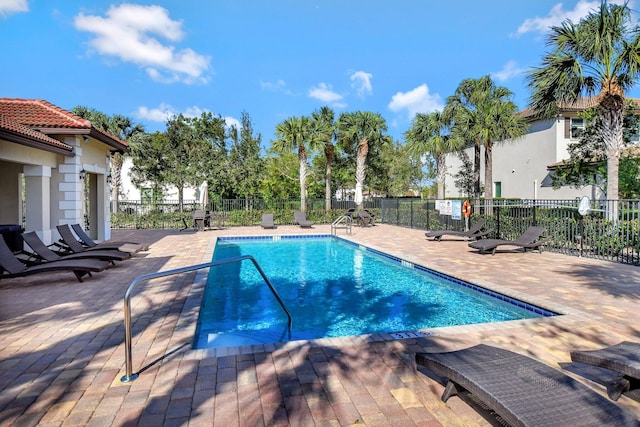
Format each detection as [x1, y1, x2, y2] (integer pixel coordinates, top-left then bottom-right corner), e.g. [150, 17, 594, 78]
[111, 198, 382, 230]
[111, 197, 640, 265]
[379, 198, 640, 266]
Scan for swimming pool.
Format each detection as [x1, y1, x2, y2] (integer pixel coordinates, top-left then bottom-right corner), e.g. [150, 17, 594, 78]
[194, 235, 555, 349]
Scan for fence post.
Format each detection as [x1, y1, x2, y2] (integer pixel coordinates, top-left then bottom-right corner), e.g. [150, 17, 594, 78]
[410, 199, 414, 228]
[496, 206, 500, 239]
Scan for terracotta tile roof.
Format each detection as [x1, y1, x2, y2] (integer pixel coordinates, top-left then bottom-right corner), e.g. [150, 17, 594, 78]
[0, 98, 129, 152]
[0, 98, 91, 128]
[0, 114, 74, 155]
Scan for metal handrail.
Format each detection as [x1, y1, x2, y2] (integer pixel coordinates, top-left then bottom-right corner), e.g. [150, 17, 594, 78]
[331, 214, 352, 235]
[120, 255, 292, 382]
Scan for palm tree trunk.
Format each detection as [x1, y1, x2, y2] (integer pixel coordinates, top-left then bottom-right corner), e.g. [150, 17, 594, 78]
[436, 153, 446, 199]
[299, 148, 308, 213]
[355, 138, 369, 209]
[484, 142, 493, 200]
[600, 102, 624, 222]
[474, 142, 481, 198]
[325, 159, 332, 212]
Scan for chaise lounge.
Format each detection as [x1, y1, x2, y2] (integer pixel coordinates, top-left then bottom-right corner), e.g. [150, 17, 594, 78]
[22, 231, 130, 265]
[71, 224, 148, 252]
[293, 211, 313, 228]
[571, 341, 640, 401]
[261, 213, 276, 229]
[415, 344, 638, 426]
[425, 218, 491, 241]
[0, 237, 109, 282]
[55, 225, 132, 261]
[468, 226, 550, 255]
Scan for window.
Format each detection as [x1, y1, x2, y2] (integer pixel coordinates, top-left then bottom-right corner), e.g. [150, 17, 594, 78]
[570, 118, 585, 139]
[494, 181, 502, 198]
[628, 125, 640, 143]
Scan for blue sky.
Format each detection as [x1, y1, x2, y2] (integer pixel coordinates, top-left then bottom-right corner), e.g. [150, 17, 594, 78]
[0, 0, 633, 145]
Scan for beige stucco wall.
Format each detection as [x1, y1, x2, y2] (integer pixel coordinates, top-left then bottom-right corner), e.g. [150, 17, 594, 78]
[444, 117, 595, 200]
[0, 161, 23, 224]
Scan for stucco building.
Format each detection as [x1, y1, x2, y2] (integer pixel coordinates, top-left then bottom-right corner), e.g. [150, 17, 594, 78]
[443, 98, 638, 201]
[0, 98, 127, 244]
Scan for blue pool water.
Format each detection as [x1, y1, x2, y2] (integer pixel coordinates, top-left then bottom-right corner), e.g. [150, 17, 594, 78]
[194, 235, 555, 349]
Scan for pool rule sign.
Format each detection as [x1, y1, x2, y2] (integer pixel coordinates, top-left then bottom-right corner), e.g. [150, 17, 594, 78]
[436, 200, 462, 220]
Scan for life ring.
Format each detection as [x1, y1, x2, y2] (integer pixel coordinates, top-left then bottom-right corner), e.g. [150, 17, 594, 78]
[462, 200, 471, 218]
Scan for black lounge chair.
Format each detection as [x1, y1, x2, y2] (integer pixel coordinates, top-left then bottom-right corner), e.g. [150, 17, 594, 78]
[468, 226, 550, 255]
[55, 225, 131, 261]
[415, 344, 638, 427]
[261, 213, 276, 229]
[71, 224, 147, 252]
[0, 236, 109, 282]
[22, 231, 130, 264]
[293, 211, 313, 228]
[358, 210, 374, 227]
[571, 341, 640, 401]
[425, 218, 491, 241]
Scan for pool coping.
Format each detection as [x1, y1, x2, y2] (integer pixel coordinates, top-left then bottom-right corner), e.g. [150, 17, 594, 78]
[181, 233, 597, 359]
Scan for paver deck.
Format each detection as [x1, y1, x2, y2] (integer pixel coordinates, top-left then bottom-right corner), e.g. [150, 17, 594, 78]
[1, 224, 640, 426]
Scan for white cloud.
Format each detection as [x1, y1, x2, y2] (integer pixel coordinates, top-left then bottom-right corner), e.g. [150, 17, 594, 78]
[350, 71, 373, 97]
[308, 82, 344, 104]
[516, 0, 626, 36]
[388, 84, 443, 119]
[260, 79, 294, 95]
[134, 103, 176, 122]
[224, 116, 241, 130]
[74, 4, 211, 84]
[0, 0, 28, 16]
[134, 103, 209, 122]
[491, 60, 526, 82]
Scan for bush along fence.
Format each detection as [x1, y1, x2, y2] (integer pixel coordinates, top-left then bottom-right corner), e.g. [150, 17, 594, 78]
[380, 198, 640, 266]
[111, 198, 382, 230]
[111, 197, 640, 265]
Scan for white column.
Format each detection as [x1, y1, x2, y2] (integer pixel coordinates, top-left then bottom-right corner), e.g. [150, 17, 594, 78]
[23, 165, 52, 241]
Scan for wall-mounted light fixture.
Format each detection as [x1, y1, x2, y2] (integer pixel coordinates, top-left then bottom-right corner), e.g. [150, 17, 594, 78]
[82, 135, 90, 143]
[79, 168, 86, 180]
[106, 174, 112, 184]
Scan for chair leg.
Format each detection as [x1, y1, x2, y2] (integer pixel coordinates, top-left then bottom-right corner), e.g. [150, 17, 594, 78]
[441, 381, 461, 402]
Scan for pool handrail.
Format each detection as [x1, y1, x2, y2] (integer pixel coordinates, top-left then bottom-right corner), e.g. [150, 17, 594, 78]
[120, 255, 292, 383]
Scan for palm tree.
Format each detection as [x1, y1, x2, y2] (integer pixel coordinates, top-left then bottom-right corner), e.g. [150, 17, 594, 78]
[272, 116, 313, 212]
[446, 76, 527, 200]
[527, 1, 640, 220]
[310, 106, 336, 212]
[337, 111, 389, 209]
[405, 111, 460, 199]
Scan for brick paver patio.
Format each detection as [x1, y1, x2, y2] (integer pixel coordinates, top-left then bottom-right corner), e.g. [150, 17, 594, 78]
[1, 224, 640, 426]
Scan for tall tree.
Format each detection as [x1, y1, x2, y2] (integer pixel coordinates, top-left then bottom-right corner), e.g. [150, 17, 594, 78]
[128, 131, 170, 198]
[310, 106, 336, 212]
[446, 76, 527, 200]
[336, 111, 389, 209]
[405, 111, 460, 199]
[527, 0, 640, 220]
[272, 116, 314, 212]
[228, 111, 264, 201]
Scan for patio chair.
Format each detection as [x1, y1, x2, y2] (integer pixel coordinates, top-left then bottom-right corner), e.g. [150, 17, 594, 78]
[55, 225, 131, 261]
[0, 236, 109, 282]
[22, 231, 130, 265]
[261, 213, 276, 229]
[293, 211, 313, 228]
[357, 210, 374, 227]
[71, 224, 147, 252]
[415, 344, 638, 427]
[467, 226, 550, 255]
[425, 218, 491, 241]
[192, 209, 210, 231]
[571, 341, 640, 401]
